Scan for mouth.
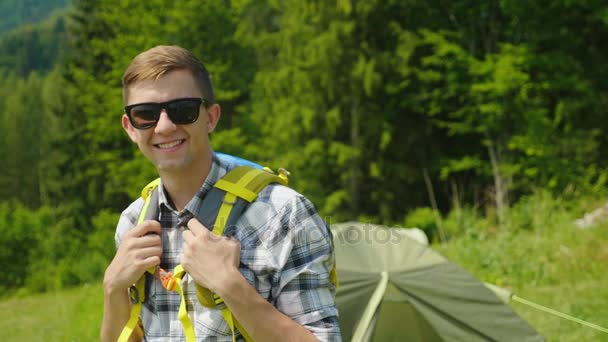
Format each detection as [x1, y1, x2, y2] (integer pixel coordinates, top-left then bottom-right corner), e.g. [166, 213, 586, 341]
[154, 139, 185, 149]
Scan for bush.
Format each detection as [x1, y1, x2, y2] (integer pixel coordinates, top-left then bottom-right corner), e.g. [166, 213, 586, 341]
[403, 207, 439, 242]
[25, 211, 83, 292]
[442, 206, 488, 240]
[0, 202, 43, 291]
[26, 208, 120, 292]
[81, 209, 120, 283]
[437, 189, 605, 288]
[0, 200, 121, 295]
[505, 189, 571, 232]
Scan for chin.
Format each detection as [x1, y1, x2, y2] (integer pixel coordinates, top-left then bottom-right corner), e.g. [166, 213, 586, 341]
[155, 159, 193, 173]
[155, 161, 180, 171]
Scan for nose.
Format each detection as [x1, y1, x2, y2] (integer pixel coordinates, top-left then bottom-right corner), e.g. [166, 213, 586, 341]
[154, 110, 176, 134]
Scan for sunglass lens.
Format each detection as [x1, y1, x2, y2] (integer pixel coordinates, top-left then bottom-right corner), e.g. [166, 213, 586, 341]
[167, 99, 200, 125]
[130, 104, 160, 128]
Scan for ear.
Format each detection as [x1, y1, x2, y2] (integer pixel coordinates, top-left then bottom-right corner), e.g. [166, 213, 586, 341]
[206, 103, 222, 133]
[122, 114, 138, 143]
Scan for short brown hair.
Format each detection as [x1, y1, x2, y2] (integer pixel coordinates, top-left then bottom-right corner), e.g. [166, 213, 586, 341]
[122, 45, 214, 104]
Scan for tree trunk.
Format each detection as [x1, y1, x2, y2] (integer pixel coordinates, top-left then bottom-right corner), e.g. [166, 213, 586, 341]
[349, 99, 360, 216]
[487, 138, 507, 228]
[423, 168, 446, 243]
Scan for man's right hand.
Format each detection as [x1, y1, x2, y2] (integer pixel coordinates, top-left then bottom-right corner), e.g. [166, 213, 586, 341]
[103, 220, 163, 291]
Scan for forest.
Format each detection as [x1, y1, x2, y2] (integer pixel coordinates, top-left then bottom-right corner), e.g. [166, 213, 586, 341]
[0, 0, 607, 326]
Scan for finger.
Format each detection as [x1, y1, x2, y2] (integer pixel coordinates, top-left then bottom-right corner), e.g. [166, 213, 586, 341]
[121, 232, 161, 251]
[137, 246, 163, 259]
[186, 218, 209, 237]
[130, 220, 161, 237]
[137, 255, 161, 270]
[137, 233, 162, 248]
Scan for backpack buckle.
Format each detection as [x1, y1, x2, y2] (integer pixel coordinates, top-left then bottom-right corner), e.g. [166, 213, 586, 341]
[128, 285, 140, 304]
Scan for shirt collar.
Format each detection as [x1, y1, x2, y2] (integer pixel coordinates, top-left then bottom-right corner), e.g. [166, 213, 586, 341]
[157, 152, 228, 214]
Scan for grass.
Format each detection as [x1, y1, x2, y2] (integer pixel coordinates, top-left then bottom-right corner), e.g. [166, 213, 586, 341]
[436, 193, 608, 342]
[511, 281, 608, 341]
[0, 283, 102, 341]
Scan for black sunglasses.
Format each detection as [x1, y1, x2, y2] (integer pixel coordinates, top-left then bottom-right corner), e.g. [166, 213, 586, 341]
[125, 97, 208, 129]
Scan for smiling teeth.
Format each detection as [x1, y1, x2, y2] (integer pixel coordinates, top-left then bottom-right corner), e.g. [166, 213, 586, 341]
[157, 140, 182, 149]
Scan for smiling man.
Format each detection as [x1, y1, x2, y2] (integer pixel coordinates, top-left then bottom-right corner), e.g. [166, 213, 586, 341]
[100, 45, 340, 342]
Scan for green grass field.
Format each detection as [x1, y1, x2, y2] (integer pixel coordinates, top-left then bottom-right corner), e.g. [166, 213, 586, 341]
[436, 204, 608, 342]
[0, 283, 102, 341]
[512, 281, 608, 342]
[1, 200, 607, 341]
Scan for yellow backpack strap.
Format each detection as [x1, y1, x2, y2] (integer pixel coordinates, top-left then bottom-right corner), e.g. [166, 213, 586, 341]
[212, 166, 288, 235]
[117, 275, 146, 342]
[139, 178, 162, 273]
[198, 166, 287, 341]
[172, 265, 197, 342]
[330, 260, 339, 288]
[139, 178, 161, 221]
[118, 178, 161, 342]
[217, 167, 339, 289]
[215, 296, 254, 342]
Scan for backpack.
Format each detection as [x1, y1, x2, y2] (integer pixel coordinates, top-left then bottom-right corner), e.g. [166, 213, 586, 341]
[118, 155, 337, 342]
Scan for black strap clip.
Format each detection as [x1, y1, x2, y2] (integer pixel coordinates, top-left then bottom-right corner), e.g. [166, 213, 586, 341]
[128, 285, 140, 304]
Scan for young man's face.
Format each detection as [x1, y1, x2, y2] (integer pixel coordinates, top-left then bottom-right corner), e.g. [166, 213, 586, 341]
[122, 69, 220, 174]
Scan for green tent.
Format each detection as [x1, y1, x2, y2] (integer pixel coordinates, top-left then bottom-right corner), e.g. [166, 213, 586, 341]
[331, 222, 544, 342]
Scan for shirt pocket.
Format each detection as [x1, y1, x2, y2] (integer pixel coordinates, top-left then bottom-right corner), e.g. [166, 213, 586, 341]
[194, 304, 235, 340]
[141, 273, 172, 337]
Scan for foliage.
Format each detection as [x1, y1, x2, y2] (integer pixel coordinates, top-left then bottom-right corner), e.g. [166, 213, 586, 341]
[442, 205, 488, 240]
[0, 201, 118, 295]
[437, 190, 603, 287]
[1, 0, 606, 220]
[0, 202, 45, 291]
[0, 0, 607, 299]
[0, 72, 50, 208]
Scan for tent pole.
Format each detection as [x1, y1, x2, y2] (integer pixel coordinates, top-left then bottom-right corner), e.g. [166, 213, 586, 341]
[352, 271, 389, 342]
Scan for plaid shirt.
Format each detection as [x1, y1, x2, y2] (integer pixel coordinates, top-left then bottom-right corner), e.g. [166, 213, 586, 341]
[115, 154, 341, 341]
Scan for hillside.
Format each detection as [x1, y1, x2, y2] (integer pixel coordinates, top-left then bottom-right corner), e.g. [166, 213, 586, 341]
[0, 11, 68, 76]
[0, 0, 69, 33]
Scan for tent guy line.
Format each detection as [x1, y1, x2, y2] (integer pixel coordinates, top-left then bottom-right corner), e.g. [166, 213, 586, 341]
[511, 295, 608, 334]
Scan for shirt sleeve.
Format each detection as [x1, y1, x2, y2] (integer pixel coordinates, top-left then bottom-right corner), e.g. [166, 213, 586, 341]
[270, 194, 342, 342]
[115, 197, 145, 249]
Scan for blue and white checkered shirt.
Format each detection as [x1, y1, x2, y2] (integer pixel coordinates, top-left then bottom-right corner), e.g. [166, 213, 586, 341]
[115, 153, 341, 341]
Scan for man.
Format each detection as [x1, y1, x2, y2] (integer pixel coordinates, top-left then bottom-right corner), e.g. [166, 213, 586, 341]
[100, 45, 340, 341]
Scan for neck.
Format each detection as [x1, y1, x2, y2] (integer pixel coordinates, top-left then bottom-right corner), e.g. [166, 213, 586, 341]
[159, 149, 213, 211]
